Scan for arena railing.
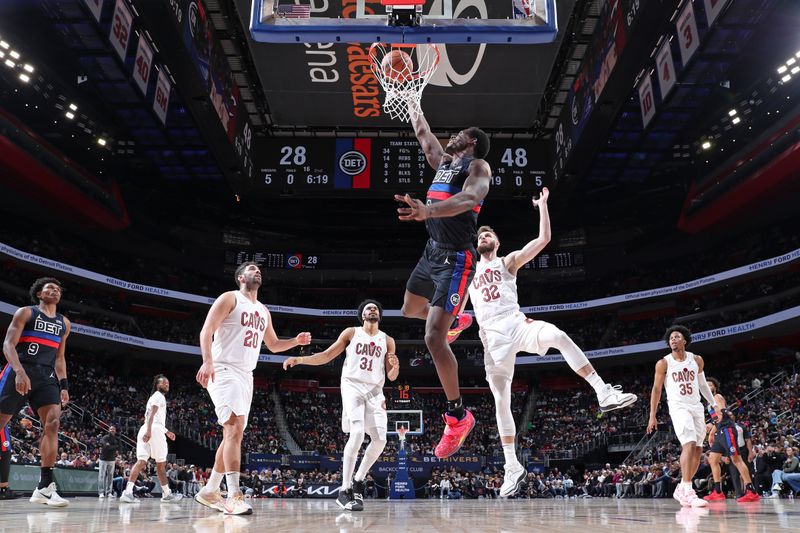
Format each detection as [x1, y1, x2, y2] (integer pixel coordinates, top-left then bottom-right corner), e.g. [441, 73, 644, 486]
[1, 241, 799, 317]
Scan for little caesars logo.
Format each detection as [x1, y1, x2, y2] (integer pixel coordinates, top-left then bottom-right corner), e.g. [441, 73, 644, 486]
[339, 150, 367, 175]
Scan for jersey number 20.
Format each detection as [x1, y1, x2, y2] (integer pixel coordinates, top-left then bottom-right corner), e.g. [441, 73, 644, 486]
[243, 330, 260, 348]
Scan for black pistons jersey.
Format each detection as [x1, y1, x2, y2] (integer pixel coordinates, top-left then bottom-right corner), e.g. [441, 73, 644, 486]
[16, 306, 66, 369]
[425, 155, 482, 247]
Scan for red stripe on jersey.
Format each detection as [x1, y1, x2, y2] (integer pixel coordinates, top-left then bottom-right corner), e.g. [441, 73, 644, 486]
[426, 191, 453, 201]
[19, 336, 60, 349]
[452, 250, 474, 316]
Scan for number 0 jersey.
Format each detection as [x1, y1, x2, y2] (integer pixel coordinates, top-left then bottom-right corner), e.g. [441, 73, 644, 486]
[663, 351, 701, 408]
[468, 256, 520, 326]
[211, 291, 270, 373]
[341, 327, 387, 389]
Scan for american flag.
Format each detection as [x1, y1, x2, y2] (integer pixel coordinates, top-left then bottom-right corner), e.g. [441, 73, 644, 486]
[277, 2, 311, 19]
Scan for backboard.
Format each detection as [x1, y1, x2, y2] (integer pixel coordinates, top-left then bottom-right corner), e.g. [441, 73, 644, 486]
[250, 0, 558, 44]
[386, 409, 424, 437]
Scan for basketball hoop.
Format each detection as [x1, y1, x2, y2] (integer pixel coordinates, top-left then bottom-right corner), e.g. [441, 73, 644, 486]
[397, 426, 409, 441]
[369, 42, 440, 123]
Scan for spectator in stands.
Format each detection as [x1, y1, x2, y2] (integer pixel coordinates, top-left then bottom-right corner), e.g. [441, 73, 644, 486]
[167, 463, 184, 495]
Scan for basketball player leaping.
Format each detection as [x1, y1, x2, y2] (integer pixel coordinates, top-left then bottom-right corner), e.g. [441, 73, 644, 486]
[0, 278, 71, 507]
[647, 325, 716, 508]
[284, 299, 399, 511]
[195, 261, 311, 515]
[468, 188, 636, 497]
[702, 377, 760, 502]
[395, 111, 491, 458]
[120, 374, 183, 504]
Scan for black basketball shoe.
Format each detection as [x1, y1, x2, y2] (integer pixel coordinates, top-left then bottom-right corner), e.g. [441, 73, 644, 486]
[337, 488, 356, 511]
[352, 480, 365, 511]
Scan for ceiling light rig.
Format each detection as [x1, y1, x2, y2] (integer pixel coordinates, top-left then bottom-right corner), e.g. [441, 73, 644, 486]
[1, 34, 121, 152]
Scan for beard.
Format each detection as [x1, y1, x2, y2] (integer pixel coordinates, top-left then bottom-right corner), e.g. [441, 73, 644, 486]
[245, 277, 262, 290]
[364, 316, 379, 323]
[445, 144, 456, 155]
[477, 242, 495, 254]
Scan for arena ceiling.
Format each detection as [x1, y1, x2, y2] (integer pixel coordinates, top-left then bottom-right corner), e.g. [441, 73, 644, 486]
[0, 0, 798, 252]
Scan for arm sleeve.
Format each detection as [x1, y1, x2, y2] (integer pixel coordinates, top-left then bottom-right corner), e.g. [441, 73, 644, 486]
[697, 372, 717, 407]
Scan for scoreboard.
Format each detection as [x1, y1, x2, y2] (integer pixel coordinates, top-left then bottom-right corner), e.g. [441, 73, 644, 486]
[392, 384, 413, 406]
[252, 137, 550, 197]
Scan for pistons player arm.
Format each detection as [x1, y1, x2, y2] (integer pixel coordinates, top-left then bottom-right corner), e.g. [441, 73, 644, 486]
[504, 188, 552, 275]
[706, 423, 716, 446]
[647, 359, 667, 433]
[263, 308, 311, 353]
[2, 306, 32, 373]
[426, 161, 491, 219]
[396, 161, 491, 222]
[385, 336, 399, 382]
[288, 328, 354, 368]
[55, 318, 71, 404]
[411, 111, 444, 169]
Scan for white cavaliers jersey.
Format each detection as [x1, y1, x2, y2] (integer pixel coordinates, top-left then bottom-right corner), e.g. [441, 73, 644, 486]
[341, 327, 387, 389]
[663, 351, 701, 408]
[144, 391, 167, 431]
[468, 256, 520, 326]
[211, 290, 269, 373]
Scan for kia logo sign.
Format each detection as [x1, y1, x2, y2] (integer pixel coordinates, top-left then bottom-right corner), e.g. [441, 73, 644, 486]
[339, 151, 367, 175]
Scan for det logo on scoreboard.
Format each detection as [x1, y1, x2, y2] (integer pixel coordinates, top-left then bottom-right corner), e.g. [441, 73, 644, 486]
[334, 139, 371, 189]
[286, 253, 303, 269]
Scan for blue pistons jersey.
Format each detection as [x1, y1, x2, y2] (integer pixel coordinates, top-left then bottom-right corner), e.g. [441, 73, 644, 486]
[16, 306, 66, 369]
[425, 155, 482, 247]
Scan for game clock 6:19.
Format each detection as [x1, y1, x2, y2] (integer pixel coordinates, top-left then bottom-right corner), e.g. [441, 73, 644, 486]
[259, 143, 332, 189]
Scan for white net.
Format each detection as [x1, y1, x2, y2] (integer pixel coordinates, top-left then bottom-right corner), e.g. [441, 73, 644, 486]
[369, 43, 440, 123]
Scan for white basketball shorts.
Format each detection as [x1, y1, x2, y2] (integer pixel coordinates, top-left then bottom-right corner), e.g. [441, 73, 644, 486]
[136, 425, 168, 463]
[207, 366, 253, 429]
[340, 380, 387, 441]
[479, 312, 547, 379]
[668, 402, 706, 447]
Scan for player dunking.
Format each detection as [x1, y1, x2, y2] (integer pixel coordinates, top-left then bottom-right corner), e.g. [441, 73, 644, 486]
[120, 374, 183, 503]
[0, 278, 70, 507]
[468, 188, 636, 497]
[195, 261, 310, 515]
[395, 111, 491, 458]
[702, 377, 760, 502]
[284, 300, 399, 511]
[647, 325, 715, 507]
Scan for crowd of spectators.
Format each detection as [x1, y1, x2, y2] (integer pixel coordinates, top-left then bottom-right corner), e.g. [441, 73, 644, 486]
[2, 217, 799, 354]
[4, 348, 798, 502]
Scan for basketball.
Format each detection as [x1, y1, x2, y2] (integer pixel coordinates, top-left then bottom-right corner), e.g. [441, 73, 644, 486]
[381, 50, 413, 81]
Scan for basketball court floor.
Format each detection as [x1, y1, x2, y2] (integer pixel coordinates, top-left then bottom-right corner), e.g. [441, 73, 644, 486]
[0, 497, 796, 532]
